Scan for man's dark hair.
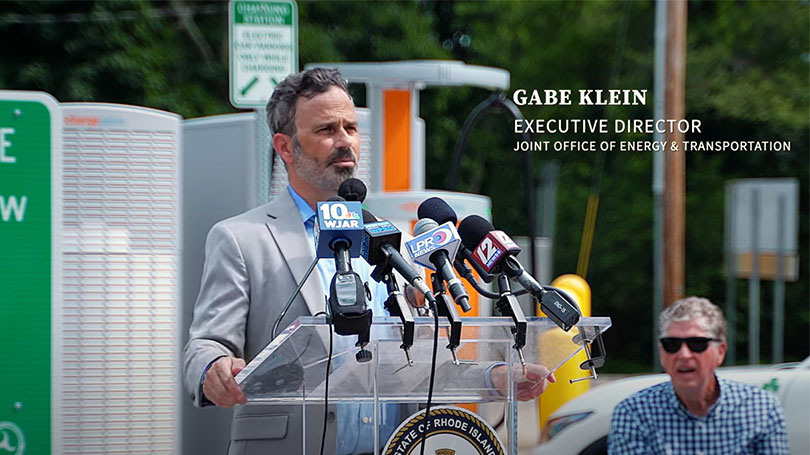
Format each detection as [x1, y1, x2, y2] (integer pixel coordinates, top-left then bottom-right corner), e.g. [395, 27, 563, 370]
[265, 67, 350, 136]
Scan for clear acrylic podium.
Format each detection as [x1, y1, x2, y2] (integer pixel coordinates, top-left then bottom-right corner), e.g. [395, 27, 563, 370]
[235, 316, 611, 455]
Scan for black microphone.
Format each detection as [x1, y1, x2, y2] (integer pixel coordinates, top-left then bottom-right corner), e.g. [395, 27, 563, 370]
[270, 193, 368, 340]
[338, 177, 367, 202]
[316, 196, 360, 273]
[414, 198, 471, 312]
[417, 197, 457, 225]
[359, 209, 433, 299]
[315, 196, 371, 338]
[359, 210, 421, 365]
[339, 176, 433, 301]
[361, 209, 377, 224]
[409, 218, 471, 312]
[458, 215, 581, 331]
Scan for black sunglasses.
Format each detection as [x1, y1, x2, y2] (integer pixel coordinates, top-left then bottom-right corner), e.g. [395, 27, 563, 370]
[659, 337, 719, 354]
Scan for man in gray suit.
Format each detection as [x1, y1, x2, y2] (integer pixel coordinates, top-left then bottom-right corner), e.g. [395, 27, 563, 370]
[184, 68, 555, 455]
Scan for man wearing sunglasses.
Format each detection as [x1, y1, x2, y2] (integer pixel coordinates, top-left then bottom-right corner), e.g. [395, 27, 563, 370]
[607, 296, 789, 454]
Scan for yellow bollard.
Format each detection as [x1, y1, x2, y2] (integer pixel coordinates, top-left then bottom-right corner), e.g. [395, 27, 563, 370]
[536, 274, 592, 429]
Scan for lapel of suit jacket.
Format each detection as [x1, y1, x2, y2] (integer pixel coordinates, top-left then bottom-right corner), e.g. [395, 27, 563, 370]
[264, 189, 327, 317]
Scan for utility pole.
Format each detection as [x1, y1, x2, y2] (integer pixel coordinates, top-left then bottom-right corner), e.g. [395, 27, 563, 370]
[662, 0, 687, 310]
[652, 0, 665, 371]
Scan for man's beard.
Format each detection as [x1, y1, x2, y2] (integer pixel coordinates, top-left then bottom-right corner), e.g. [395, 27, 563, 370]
[291, 138, 356, 193]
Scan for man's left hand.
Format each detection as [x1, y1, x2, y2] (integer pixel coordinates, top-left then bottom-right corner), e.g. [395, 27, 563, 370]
[491, 363, 557, 401]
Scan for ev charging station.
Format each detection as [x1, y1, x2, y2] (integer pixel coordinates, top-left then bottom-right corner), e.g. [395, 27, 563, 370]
[60, 103, 182, 455]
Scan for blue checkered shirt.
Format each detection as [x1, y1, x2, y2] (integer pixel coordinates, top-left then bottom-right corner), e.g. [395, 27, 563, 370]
[608, 377, 789, 455]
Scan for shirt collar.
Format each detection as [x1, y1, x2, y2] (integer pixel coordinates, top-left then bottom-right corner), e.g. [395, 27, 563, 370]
[667, 374, 725, 419]
[288, 185, 315, 225]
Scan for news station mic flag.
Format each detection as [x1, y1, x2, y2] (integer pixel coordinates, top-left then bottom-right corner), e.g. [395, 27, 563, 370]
[406, 219, 471, 312]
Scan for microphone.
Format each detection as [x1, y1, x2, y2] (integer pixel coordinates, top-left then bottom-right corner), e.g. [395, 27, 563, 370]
[359, 210, 433, 298]
[359, 209, 419, 366]
[458, 216, 522, 273]
[315, 196, 370, 337]
[407, 217, 466, 365]
[457, 245, 495, 284]
[458, 215, 581, 331]
[271, 192, 369, 341]
[315, 196, 364, 263]
[338, 177, 367, 202]
[415, 197, 489, 280]
[417, 197, 457, 225]
[338, 176, 433, 302]
[415, 198, 473, 312]
[406, 218, 471, 312]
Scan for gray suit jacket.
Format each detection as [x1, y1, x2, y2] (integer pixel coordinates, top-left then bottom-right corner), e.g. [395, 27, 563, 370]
[183, 189, 333, 454]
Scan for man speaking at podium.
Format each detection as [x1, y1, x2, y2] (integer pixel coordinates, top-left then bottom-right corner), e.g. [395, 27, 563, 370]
[183, 68, 555, 455]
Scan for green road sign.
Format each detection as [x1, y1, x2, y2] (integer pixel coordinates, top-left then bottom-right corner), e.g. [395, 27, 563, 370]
[229, 0, 298, 109]
[0, 92, 61, 455]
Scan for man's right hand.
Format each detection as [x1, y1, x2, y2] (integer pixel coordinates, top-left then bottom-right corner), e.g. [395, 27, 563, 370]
[202, 356, 247, 408]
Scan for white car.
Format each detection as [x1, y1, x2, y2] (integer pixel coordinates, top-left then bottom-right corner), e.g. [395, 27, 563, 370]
[535, 357, 810, 455]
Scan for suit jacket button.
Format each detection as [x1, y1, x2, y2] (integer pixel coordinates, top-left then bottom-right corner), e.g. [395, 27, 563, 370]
[327, 411, 336, 422]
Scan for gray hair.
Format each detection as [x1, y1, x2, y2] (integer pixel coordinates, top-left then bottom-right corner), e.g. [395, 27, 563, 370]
[659, 296, 727, 341]
[265, 67, 351, 137]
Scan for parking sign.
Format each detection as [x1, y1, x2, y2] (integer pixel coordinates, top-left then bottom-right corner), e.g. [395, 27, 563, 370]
[229, 0, 298, 108]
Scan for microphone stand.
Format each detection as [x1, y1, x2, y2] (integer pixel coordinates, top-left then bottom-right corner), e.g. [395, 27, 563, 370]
[454, 258, 531, 299]
[430, 271, 463, 365]
[457, 247, 495, 283]
[272, 256, 320, 339]
[330, 244, 373, 363]
[457, 259, 608, 381]
[495, 274, 528, 370]
[371, 263, 415, 367]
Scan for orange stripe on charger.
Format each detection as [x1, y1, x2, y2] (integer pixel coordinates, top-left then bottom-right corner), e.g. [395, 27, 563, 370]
[383, 90, 411, 191]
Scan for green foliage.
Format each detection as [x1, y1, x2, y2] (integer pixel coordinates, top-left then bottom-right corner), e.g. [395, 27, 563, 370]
[299, 1, 447, 63]
[0, 0, 231, 117]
